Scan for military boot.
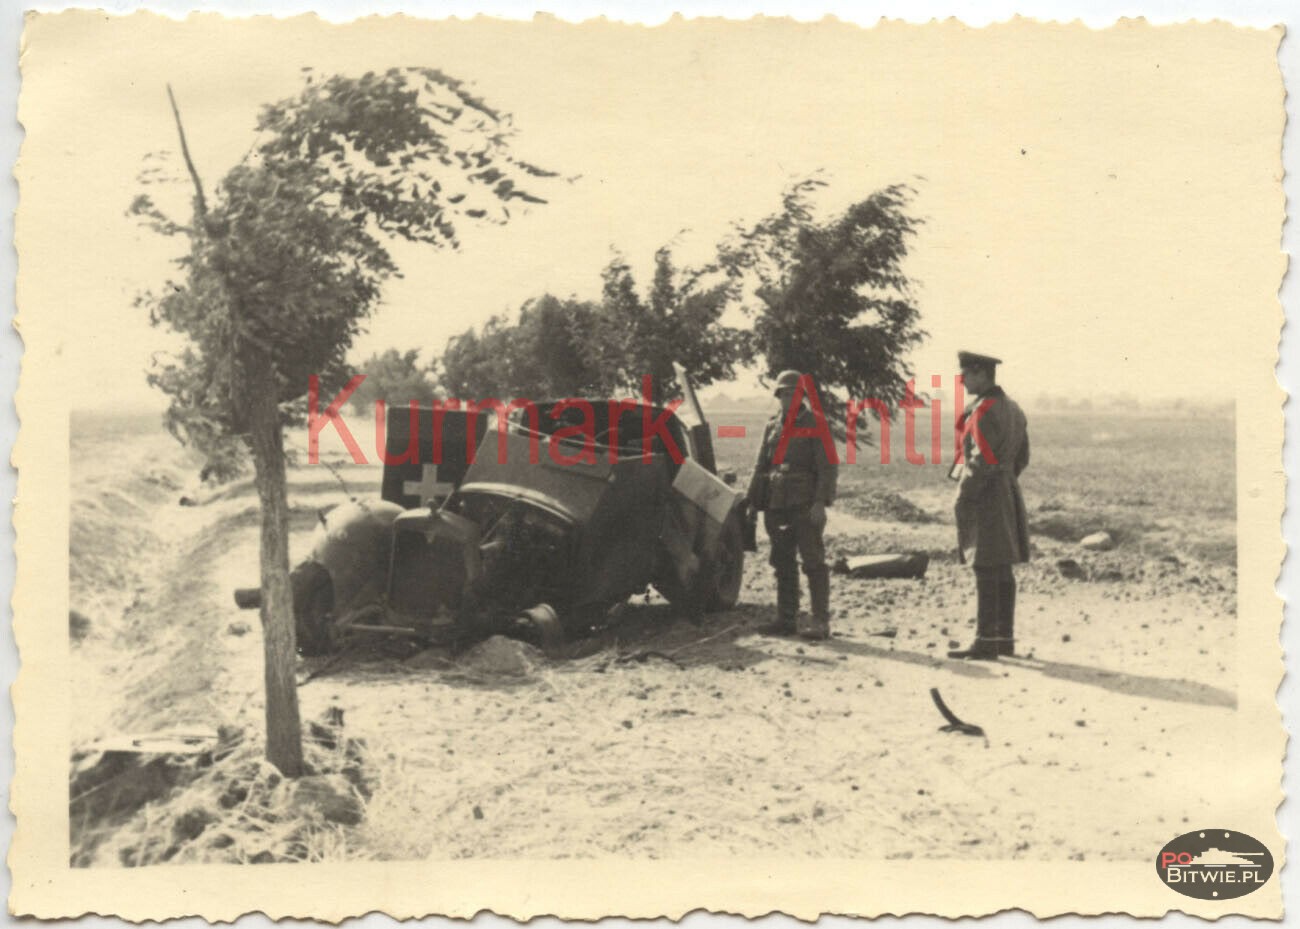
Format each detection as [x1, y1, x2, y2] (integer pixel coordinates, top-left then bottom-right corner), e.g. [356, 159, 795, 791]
[759, 570, 800, 635]
[996, 573, 1017, 657]
[799, 566, 831, 640]
[948, 568, 1000, 660]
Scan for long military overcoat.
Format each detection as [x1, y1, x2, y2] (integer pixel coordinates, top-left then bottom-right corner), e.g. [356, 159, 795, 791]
[954, 386, 1030, 566]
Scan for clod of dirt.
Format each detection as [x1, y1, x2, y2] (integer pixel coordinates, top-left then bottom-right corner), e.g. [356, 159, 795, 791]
[307, 706, 346, 749]
[226, 621, 251, 637]
[172, 806, 218, 842]
[460, 635, 542, 677]
[1080, 531, 1116, 551]
[218, 783, 249, 809]
[847, 490, 938, 523]
[1056, 559, 1088, 581]
[340, 762, 373, 799]
[70, 609, 93, 642]
[289, 774, 365, 826]
[308, 722, 339, 750]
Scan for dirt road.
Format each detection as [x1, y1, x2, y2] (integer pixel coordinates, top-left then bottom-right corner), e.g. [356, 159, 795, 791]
[71, 441, 1240, 864]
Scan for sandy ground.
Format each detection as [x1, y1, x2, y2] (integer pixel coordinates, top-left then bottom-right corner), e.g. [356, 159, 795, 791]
[70, 439, 1240, 864]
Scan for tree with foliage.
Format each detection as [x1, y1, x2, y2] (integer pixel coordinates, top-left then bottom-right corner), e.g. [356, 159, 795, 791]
[439, 315, 511, 398]
[348, 348, 440, 413]
[132, 69, 554, 775]
[442, 244, 753, 404]
[441, 294, 608, 399]
[595, 247, 753, 404]
[718, 177, 926, 440]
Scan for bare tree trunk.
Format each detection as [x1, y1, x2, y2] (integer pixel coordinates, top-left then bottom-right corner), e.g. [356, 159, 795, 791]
[245, 351, 304, 777]
[167, 84, 207, 218]
[652, 358, 669, 406]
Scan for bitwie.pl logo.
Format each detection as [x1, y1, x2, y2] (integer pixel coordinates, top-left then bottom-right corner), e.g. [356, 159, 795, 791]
[1156, 829, 1274, 900]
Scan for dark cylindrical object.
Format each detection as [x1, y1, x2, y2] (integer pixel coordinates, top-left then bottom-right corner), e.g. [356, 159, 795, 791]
[233, 587, 262, 610]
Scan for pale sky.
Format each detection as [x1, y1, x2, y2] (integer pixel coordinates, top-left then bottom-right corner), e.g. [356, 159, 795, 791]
[18, 14, 1285, 409]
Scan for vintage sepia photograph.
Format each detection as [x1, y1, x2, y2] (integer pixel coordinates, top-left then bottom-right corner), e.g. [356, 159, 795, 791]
[12, 11, 1286, 920]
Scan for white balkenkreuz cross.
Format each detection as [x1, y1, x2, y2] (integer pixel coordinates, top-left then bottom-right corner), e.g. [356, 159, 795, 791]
[403, 463, 456, 504]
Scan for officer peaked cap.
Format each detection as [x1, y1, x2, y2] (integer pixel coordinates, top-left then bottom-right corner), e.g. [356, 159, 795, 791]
[957, 351, 1002, 369]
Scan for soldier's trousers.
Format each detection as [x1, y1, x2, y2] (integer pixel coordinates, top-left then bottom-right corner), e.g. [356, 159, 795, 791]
[974, 564, 1017, 654]
[764, 506, 829, 625]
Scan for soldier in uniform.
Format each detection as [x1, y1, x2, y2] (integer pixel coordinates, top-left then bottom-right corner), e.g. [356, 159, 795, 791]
[745, 371, 838, 639]
[948, 351, 1031, 660]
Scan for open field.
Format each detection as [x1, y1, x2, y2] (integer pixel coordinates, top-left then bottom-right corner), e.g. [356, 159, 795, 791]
[710, 404, 1235, 564]
[69, 405, 1238, 866]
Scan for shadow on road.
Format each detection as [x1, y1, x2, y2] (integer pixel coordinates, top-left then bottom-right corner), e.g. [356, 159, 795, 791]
[572, 602, 1006, 679]
[820, 636, 999, 678]
[1008, 657, 1236, 709]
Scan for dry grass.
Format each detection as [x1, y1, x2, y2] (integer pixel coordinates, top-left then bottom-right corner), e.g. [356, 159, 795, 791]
[72, 721, 376, 868]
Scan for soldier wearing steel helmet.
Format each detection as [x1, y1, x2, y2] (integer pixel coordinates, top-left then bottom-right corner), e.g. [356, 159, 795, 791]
[745, 370, 838, 639]
[948, 351, 1031, 660]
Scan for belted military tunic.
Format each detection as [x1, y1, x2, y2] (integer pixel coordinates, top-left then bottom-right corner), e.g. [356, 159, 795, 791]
[954, 386, 1030, 566]
[746, 407, 837, 510]
[746, 406, 838, 575]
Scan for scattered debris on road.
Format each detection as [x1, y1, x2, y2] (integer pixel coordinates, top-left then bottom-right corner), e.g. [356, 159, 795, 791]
[1080, 531, 1116, 551]
[833, 552, 930, 579]
[930, 687, 986, 738]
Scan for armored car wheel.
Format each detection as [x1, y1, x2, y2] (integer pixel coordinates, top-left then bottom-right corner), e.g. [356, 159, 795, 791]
[292, 562, 337, 657]
[704, 512, 745, 612]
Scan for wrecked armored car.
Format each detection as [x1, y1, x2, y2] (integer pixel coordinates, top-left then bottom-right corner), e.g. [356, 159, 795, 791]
[239, 373, 747, 654]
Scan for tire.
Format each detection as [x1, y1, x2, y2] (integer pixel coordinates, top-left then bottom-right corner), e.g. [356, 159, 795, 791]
[514, 603, 565, 650]
[292, 562, 337, 657]
[704, 513, 745, 612]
